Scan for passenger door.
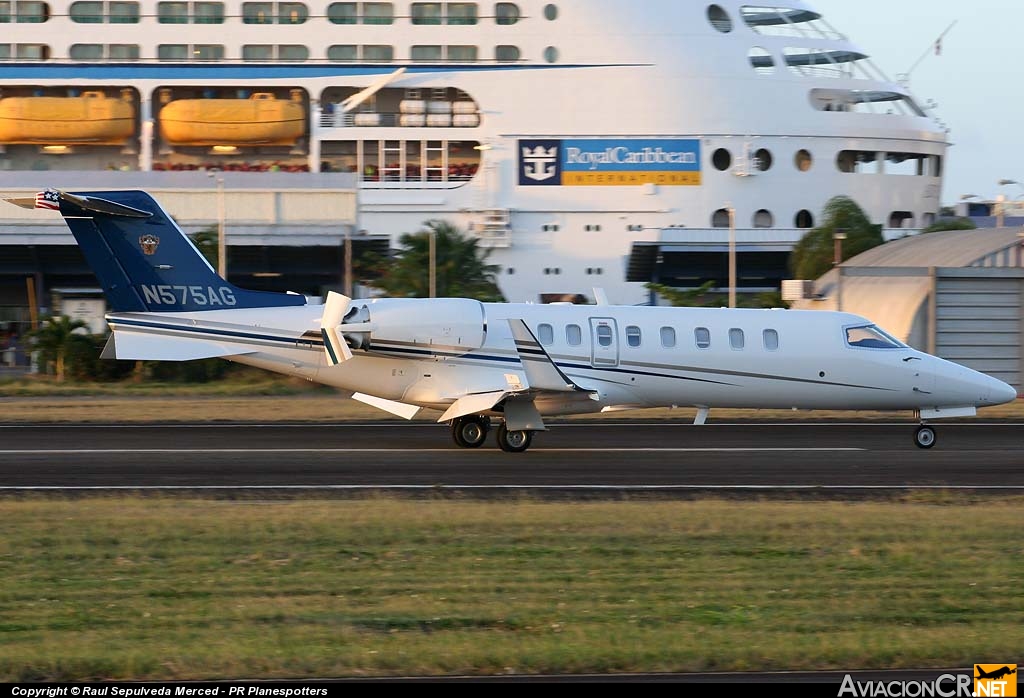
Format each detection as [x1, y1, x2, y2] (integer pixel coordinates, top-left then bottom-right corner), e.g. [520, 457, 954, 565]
[589, 317, 619, 368]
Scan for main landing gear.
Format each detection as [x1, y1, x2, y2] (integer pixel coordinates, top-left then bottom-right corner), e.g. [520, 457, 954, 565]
[450, 415, 535, 453]
[914, 424, 937, 449]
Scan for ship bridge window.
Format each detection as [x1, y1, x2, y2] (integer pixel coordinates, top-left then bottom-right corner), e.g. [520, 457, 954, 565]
[411, 2, 442, 24]
[495, 45, 520, 62]
[837, 150, 879, 175]
[846, 325, 903, 350]
[495, 2, 519, 24]
[810, 88, 927, 117]
[784, 48, 869, 79]
[707, 5, 732, 33]
[748, 47, 775, 75]
[1, 1, 48, 22]
[885, 152, 929, 176]
[741, 5, 830, 38]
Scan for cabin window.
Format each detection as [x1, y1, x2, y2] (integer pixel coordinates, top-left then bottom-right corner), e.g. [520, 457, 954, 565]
[626, 326, 642, 348]
[411, 2, 442, 24]
[16, 43, 48, 59]
[242, 2, 272, 23]
[543, 3, 557, 20]
[446, 45, 478, 62]
[411, 45, 443, 62]
[108, 2, 139, 22]
[712, 148, 732, 171]
[763, 329, 780, 351]
[108, 43, 139, 59]
[277, 2, 307, 23]
[157, 44, 189, 61]
[754, 148, 773, 171]
[0, 45, 8, 59]
[495, 2, 519, 24]
[70, 43, 104, 60]
[193, 2, 223, 23]
[543, 46, 559, 63]
[157, 1, 188, 22]
[362, 44, 394, 61]
[753, 209, 774, 228]
[597, 325, 613, 348]
[241, 45, 272, 61]
[193, 44, 224, 60]
[711, 208, 731, 228]
[447, 2, 476, 24]
[328, 1, 356, 22]
[846, 325, 903, 350]
[327, 44, 357, 61]
[660, 327, 677, 348]
[11, 1, 47, 22]
[795, 210, 814, 229]
[363, 2, 393, 24]
[695, 327, 711, 349]
[566, 324, 582, 347]
[495, 45, 520, 62]
[277, 45, 309, 61]
[538, 324, 554, 346]
[70, 1, 103, 22]
[795, 149, 813, 172]
[729, 328, 745, 350]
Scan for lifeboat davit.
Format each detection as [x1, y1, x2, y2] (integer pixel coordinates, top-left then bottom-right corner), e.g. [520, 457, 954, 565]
[159, 93, 306, 146]
[0, 91, 135, 145]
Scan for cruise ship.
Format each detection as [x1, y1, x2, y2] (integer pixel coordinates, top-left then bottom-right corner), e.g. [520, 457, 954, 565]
[0, 0, 947, 314]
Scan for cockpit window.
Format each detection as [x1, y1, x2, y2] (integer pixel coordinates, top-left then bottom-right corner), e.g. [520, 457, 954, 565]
[846, 325, 903, 349]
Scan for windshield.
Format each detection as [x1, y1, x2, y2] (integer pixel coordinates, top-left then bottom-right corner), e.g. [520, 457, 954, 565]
[845, 325, 904, 349]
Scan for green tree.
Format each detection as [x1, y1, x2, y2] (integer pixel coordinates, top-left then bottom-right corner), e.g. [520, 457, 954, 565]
[790, 196, 884, 280]
[647, 282, 785, 309]
[29, 315, 92, 382]
[369, 220, 505, 301]
[921, 217, 977, 234]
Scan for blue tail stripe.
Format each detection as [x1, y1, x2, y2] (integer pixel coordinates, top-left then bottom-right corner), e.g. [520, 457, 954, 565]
[60, 190, 306, 313]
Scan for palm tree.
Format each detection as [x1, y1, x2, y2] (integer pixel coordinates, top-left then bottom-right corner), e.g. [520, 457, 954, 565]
[369, 220, 505, 301]
[30, 315, 91, 382]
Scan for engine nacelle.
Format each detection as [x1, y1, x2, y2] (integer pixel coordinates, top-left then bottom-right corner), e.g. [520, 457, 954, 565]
[342, 298, 487, 353]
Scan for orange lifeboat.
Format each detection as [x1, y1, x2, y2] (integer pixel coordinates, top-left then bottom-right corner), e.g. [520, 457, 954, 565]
[0, 91, 135, 145]
[159, 93, 306, 146]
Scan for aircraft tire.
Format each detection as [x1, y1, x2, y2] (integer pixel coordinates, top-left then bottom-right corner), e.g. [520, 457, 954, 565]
[456, 416, 489, 449]
[914, 425, 936, 449]
[497, 424, 533, 453]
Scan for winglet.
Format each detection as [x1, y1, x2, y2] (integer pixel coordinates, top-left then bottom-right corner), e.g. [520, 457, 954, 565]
[507, 319, 590, 393]
[321, 292, 354, 366]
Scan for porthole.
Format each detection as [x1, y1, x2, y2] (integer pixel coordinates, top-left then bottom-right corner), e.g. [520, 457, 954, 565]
[543, 45, 559, 63]
[795, 149, 813, 172]
[712, 148, 732, 171]
[754, 148, 773, 171]
[795, 209, 814, 229]
[753, 209, 774, 228]
[707, 4, 732, 33]
[711, 208, 730, 228]
[748, 47, 774, 75]
[543, 3, 557, 20]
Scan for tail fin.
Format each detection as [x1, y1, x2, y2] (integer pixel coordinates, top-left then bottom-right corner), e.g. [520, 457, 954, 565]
[43, 189, 306, 313]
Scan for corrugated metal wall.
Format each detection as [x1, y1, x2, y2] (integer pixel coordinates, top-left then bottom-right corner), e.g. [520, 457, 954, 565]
[936, 277, 1022, 389]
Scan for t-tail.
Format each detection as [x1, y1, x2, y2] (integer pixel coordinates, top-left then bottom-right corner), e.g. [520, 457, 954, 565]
[15, 189, 306, 313]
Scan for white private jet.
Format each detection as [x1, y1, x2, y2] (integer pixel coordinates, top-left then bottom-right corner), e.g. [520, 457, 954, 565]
[10, 190, 1017, 451]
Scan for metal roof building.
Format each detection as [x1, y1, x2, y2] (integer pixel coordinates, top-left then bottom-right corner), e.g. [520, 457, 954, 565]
[794, 228, 1024, 390]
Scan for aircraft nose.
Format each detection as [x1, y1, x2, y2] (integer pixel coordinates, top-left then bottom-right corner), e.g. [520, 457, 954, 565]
[987, 377, 1018, 406]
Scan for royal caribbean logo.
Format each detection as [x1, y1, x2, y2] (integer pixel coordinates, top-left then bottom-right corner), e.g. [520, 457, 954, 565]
[975, 665, 1017, 697]
[518, 138, 701, 187]
[519, 139, 562, 185]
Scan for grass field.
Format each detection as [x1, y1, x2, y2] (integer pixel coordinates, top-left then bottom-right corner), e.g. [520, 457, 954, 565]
[1, 497, 1021, 681]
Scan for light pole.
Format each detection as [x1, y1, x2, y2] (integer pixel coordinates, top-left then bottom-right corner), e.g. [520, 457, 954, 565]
[727, 204, 736, 309]
[208, 172, 226, 278]
[998, 179, 1024, 228]
[833, 230, 847, 312]
[428, 228, 436, 299]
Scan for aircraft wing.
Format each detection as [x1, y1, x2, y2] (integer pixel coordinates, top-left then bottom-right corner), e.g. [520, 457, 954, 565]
[507, 319, 596, 395]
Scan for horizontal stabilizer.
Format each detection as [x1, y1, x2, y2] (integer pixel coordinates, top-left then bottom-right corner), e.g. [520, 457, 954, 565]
[352, 392, 421, 420]
[109, 330, 254, 361]
[438, 390, 509, 423]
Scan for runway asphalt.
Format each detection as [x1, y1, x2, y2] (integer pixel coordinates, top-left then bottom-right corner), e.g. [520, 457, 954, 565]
[0, 421, 1020, 493]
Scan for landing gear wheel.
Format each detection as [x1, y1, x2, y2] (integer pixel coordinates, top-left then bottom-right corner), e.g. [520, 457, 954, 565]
[497, 423, 533, 453]
[914, 425, 937, 449]
[451, 415, 489, 449]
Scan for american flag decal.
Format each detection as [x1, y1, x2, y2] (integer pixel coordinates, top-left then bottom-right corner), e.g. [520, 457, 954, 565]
[34, 190, 60, 211]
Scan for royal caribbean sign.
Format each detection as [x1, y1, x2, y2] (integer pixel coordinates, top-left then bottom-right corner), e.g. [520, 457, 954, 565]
[518, 138, 702, 186]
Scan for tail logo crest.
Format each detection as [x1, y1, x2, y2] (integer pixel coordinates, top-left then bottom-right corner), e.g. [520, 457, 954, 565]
[139, 234, 160, 256]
